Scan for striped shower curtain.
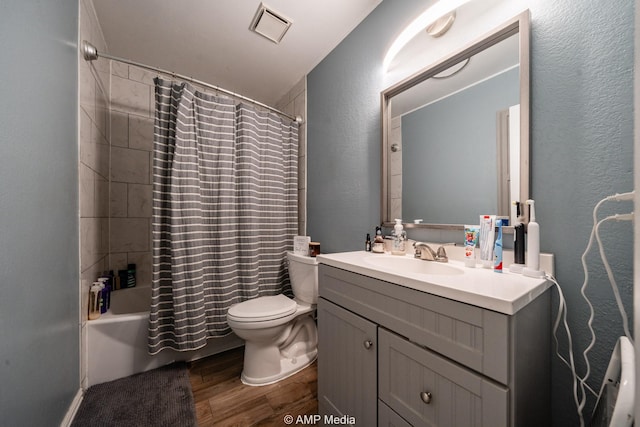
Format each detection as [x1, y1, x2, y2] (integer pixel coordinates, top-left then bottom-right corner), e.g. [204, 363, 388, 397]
[149, 78, 299, 354]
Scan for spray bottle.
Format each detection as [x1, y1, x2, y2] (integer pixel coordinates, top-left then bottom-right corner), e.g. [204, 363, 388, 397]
[523, 199, 545, 278]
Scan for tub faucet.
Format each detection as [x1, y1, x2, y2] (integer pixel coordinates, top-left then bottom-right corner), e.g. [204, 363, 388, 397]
[413, 242, 449, 263]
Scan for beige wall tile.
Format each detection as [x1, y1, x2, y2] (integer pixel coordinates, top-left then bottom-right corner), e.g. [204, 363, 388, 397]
[81, 218, 104, 272]
[79, 164, 95, 218]
[110, 182, 128, 218]
[128, 184, 152, 218]
[129, 115, 153, 151]
[95, 177, 109, 218]
[111, 61, 128, 79]
[111, 75, 151, 117]
[111, 146, 150, 184]
[80, 138, 109, 179]
[110, 218, 150, 252]
[129, 65, 155, 85]
[111, 111, 129, 148]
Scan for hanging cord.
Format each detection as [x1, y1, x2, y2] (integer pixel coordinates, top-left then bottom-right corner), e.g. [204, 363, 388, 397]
[550, 191, 634, 427]
[547, 274, 588, 427]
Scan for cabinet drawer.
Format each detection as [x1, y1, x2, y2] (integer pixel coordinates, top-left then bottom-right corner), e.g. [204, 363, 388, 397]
[379, 400, 413, 427]
[319, 265, 509, 384]
[379, 328, 508, 427]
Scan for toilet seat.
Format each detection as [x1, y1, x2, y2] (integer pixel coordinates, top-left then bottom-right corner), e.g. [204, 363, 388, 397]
[227, 294, 297, 323]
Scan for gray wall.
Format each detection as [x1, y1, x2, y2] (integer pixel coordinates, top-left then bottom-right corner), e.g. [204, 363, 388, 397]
[0, 1, 80, 425]
[402, 67, 519, 223]
[307, 0, 634, 425]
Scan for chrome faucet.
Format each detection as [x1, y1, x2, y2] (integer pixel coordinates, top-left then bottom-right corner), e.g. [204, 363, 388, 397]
[413, 242, 449, 263]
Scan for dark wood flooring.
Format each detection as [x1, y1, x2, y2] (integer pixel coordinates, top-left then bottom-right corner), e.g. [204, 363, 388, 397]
[188, 346, 318, 426]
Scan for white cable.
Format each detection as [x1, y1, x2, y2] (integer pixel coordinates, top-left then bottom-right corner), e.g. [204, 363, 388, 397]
[556, 191, 634, 425]
[594, 213, 634, 342]
[547, 274, 586, 427]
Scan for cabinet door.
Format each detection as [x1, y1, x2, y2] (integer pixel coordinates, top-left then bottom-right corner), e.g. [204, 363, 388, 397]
[318, 298, 377, 427]
[379, 328, 508, 427]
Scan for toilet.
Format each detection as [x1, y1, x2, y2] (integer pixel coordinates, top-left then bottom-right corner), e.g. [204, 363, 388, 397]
[226, 251, 318, 386]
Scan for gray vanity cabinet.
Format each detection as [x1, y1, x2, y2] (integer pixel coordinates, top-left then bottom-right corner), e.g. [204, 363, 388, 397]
[317, 297, 377, 426]
[318, 264, 550, 427]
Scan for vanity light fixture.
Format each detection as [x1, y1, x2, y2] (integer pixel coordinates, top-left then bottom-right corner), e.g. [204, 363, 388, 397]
[426, 11, 456, 37]
[383, 0, 473, 72]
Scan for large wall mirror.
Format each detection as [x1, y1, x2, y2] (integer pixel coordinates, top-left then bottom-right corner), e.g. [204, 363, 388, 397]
[381, 11, 530, 229]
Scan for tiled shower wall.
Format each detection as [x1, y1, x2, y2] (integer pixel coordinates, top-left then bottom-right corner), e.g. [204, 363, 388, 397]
[78, 0, 109, 388]
[108, 62, 155, 288]
[275, 77, 307, 236]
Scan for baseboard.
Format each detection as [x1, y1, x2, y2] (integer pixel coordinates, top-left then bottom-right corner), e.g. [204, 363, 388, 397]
[59, 388, 83, 427]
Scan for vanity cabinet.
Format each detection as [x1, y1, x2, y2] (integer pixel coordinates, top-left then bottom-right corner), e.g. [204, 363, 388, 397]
[317, 298, 377, 426]
[317, 264, 550, 427]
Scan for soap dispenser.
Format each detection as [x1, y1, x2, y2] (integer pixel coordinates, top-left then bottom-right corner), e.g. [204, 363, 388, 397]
[392, 219, 406, 256]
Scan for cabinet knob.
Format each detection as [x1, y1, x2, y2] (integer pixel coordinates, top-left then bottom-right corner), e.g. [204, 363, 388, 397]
[420, 391, 432, 404]
[363, 340, 373, 350]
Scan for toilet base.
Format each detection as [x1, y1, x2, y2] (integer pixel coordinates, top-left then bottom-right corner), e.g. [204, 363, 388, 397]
[241, 350, 317, 386]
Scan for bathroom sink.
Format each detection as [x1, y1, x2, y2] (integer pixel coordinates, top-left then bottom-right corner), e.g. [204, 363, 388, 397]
[364, 255, 464, 276]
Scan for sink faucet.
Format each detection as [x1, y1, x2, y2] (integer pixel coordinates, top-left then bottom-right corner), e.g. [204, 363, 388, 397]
[413, 242, 449, 263]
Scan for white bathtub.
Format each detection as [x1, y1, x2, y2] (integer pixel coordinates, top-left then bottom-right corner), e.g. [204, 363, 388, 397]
[86, 286, 243, 386]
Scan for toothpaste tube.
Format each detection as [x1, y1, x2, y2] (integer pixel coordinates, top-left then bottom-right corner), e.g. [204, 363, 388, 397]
[493, 219, 503, 273]
[479, 215, 496, 269]
[464, 225, 480, 268]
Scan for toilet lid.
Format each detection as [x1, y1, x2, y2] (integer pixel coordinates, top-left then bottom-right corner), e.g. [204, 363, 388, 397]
[227, 294, 297, 322]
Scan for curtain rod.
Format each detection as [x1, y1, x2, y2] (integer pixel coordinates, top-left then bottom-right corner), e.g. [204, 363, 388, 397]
[81, 40, 303, 124]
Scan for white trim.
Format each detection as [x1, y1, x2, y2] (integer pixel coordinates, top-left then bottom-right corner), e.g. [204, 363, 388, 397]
[59, 389, 83, 427]
[633, 0, 639, 421]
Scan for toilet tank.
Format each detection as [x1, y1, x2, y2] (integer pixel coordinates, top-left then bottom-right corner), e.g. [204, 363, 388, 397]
[286, 251, 318, 304]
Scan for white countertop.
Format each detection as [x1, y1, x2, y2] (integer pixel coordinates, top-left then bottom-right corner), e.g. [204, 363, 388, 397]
[317, 251, 551, 315]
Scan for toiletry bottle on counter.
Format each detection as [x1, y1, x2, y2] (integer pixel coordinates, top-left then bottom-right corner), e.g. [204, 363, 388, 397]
[309, 242, 321, 257]
[392, 219, 406, 255]
[365, 234, 372, 252]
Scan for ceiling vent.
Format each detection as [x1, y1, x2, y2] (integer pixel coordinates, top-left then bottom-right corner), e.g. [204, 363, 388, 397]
[250, 3, 292, 44]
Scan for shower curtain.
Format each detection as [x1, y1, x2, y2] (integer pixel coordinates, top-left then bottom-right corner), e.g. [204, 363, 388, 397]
[148, 78, 299, 354]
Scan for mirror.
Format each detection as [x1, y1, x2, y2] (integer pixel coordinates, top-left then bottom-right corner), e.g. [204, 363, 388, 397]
[381, 11, 530, 229]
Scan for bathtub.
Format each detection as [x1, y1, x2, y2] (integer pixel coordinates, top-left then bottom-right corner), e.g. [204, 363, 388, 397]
[86, 286, 243, 386]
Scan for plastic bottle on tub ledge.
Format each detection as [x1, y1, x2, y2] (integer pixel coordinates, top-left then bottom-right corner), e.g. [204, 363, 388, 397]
[88, 283, 102, 320]
[127, 264, 136, 288]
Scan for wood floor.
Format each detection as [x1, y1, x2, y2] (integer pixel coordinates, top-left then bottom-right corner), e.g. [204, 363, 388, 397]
[188, 346, 318, 426]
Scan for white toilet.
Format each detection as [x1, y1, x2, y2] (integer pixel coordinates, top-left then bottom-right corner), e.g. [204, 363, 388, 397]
[226, 251, 318, 386]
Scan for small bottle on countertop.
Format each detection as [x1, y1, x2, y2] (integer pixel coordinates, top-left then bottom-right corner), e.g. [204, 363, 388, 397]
[365, 234, 372, 252]
[392, 219, 406, 255]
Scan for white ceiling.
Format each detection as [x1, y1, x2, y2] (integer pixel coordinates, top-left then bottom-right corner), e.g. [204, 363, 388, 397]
[92, 0, 382, 106]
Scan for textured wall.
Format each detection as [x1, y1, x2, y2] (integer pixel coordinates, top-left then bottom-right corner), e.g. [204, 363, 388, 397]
[0, 0, 79, 424]
[529, 0, 634, 424]
[307, 0, 634, 425]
